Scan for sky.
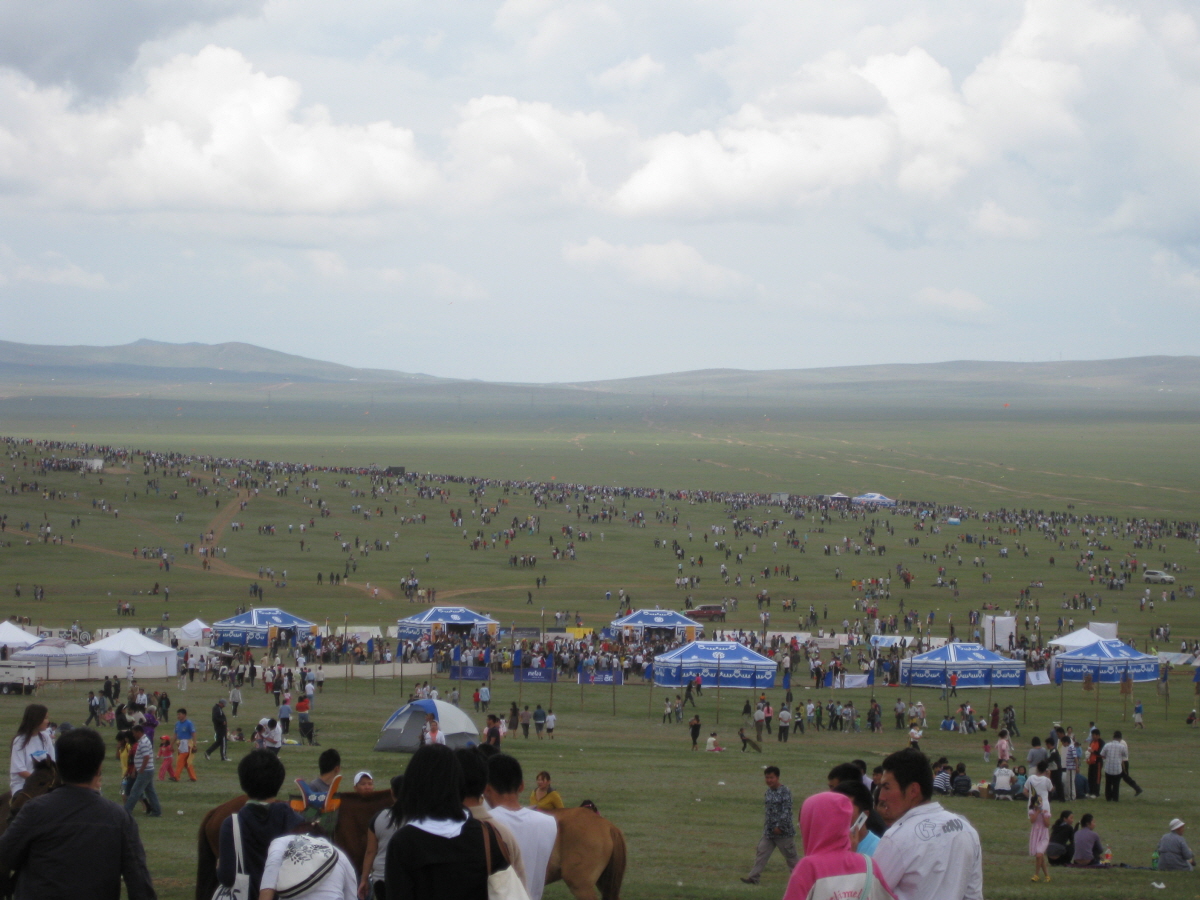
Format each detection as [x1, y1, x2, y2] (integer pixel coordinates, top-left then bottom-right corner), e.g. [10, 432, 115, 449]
[1, 0, 1199, 382]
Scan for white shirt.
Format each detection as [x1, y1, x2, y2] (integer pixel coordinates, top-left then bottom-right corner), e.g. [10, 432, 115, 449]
[260, 836, 357, 900]
[545, 714, 556, 730]
[488, 806, 557, 900]
[9, 731, 55, 794]
[874, 802, 983, 900]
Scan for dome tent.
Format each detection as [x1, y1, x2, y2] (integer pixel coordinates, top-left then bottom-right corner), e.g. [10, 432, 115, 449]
[373, 699, 480, 752]
[899, 642, 1025, 688]
[652, 641, 776, 689]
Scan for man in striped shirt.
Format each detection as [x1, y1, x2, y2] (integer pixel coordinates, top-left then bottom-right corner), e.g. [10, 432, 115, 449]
[123, 725, 162, 817]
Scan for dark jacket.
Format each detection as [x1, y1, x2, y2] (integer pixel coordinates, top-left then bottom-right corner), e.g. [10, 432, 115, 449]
[212, 703, 228, 732]
[386, 817, 505, 900]
[218, 801, 302, 898]
[0, 784, 156, 900]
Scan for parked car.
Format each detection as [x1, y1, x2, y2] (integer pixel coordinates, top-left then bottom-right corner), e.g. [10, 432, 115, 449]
[1143, 569, 1176, 584]
[686, 604, 726, 622]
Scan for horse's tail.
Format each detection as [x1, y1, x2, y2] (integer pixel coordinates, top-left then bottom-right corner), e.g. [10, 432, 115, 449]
[597, 822, 626, 900]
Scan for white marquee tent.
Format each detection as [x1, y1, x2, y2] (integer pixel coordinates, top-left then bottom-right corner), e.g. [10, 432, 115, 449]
[1048, 624, 1118, 649]
[88, 629, 179, 675]
[0, 622, 39, 649]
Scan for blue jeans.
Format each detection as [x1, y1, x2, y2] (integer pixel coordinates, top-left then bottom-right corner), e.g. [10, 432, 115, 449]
[124, 770, 162, 816]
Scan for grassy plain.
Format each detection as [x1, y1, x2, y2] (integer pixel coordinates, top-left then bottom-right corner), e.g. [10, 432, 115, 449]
[0, 383, 1199, 900]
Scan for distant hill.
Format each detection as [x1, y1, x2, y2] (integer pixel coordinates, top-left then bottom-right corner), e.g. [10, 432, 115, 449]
[2, 340, 1199, 405]
[0, 339, 448, 385]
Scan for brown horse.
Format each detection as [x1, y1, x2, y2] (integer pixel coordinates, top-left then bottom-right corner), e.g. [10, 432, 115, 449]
[546, 807, 626, 900]
[197, 796, 626, 900]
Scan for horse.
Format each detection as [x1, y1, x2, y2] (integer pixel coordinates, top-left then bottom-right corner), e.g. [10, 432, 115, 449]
[0, 759, 62, 899]
[546, 806, 626, 900]
[197, 794, 626, 900]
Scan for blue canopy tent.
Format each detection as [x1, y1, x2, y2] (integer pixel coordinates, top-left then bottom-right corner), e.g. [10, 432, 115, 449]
[899, 642, 1025, 688]
[611, 609, 700, 640]
[652, 641, 776, 689]
[212, 608, 317, 647]
[1054, 639, 1159, 684]
[396, 606, 498, 642]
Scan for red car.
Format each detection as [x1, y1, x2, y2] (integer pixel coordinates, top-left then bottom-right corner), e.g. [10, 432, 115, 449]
[686, 605, 726, 622]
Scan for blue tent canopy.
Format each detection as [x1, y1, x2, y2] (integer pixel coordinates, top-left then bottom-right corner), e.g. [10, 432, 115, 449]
[899, 642, 1025, 688]
[396, 606, 498, 641]
[652, 641, 776, 690]
[1054, 639, 1159, 684]
[212, 608, 317, 647]
[611, 609, 699, 636]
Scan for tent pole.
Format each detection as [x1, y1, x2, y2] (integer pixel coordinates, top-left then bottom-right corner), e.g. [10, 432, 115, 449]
[716, 657, 720, 726]
[611, 663, 616, 717]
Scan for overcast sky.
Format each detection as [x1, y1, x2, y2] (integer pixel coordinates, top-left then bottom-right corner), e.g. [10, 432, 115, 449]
[1, 1, 1199, 382]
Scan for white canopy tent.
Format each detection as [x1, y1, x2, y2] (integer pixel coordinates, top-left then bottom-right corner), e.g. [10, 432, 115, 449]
[0, 622, 39, 649]
[1048, 624, 1118, 649]
[981, 616, 1017, 652]
[177, 619, 210, 644]
[88, 629, 179, 675]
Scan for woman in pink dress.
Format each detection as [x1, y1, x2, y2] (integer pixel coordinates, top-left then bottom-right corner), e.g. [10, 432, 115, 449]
[1028, 792, 1051, 882]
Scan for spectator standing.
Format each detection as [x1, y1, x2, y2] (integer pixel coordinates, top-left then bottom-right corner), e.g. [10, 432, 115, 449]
[206, 699, 229, 761]
[873, 748, 983, 900]
[123, 725, 162, 817]
[1099, 732, 1128, 802]
[217, 750, 303, 899]
[0, 727, 156, 900]
[485, 754, 558, 900]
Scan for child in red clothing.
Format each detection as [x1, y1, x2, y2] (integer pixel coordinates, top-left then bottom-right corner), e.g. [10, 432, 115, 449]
[156, 735, 174, 780]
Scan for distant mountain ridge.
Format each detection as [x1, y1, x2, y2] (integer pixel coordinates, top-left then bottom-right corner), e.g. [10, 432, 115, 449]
[2, 339, 1199, 397]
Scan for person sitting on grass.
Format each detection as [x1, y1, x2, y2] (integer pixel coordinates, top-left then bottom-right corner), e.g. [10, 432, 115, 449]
[705, 732, 725, 752]
[1071, 814, 1106, 867]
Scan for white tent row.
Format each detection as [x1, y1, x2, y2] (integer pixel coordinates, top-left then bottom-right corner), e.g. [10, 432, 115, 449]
[1048, 624, 1118, 648]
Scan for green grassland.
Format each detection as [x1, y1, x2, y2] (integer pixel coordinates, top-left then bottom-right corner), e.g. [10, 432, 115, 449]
[1, 373, 1199, 900]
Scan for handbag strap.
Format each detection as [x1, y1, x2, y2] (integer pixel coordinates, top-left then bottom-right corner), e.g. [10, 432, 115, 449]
[858, 856, 875, 900]
[481, 819, 493, 874]
[231, 812, 246, 875]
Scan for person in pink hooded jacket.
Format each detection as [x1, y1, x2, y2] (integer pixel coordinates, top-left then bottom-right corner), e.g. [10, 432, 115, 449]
[782, 792, 897, 900]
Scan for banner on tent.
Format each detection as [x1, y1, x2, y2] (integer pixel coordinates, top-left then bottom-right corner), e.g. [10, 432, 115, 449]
[578, 670, 623, 685]
[514, 668, 557, 683]
[653, 665, 775, 689]
[213, 628, 265, 647]
[396, 625, 426, 641]
[449, 665, 492, 681]
[825, 672, 873, 689]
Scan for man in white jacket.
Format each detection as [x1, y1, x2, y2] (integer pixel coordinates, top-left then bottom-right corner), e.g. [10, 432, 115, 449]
[873, 748, 983, 900]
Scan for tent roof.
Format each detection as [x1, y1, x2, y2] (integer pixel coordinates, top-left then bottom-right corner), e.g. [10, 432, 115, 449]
[907, 642, 1018, 665]
[15, 639, 96, 658]
[1048, 625, 1118, 648]
[655, 641, 776, 669]
[396, 607, 498, 627]
[852, 492, 895, 504]
[88, 629, 173, 655]
[1054, 639, 1156, 662]
[0, 622, 38, 648]
[611, 609, 697, 629]
[212, 608, 316, 629]
[381, 699, 479, 735]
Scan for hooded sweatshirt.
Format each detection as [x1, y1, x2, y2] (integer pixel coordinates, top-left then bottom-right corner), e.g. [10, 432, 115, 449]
[783, 792, 897, 900]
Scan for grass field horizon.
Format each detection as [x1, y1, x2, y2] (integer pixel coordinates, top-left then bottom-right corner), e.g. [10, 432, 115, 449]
[1, 379, 1199, 900]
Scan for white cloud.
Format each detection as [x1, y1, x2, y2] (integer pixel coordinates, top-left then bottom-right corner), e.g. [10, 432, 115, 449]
[444, 95, 631, 207]
[0, 246, 109, 289]
[1151, 250, 1200, 294]
[563, 237, 750, 296]
[593, 54, 664, 91]
[972, 200, 1041, 239]
[307, 250, 346, 277]
[914, 287, 994, 324]
[0, 46, 438, 214]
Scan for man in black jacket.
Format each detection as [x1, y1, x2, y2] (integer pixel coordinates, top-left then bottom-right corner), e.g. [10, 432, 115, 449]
[0, 727, 156, 900]
[206, 698, 229, 761]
